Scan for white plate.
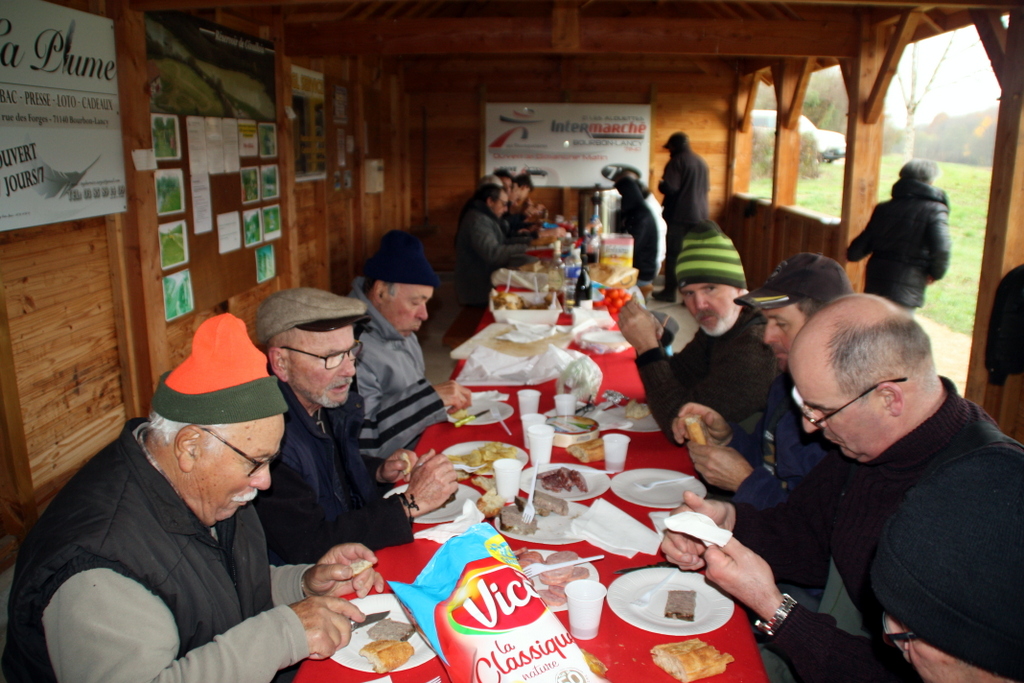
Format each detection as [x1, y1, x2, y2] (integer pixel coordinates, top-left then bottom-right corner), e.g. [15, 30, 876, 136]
[448, 399, 514, 425]
[580, 330, 630, 353]
[607, 568, 735, 636]
[599, 405, 660, 433]
[385, 484, 480, 524]
[522, 548, 600, 613]
[611, 469, 707, 508]
[330, 593, 437, 672]
[520, 464, 611, 502]
[442, 441, 528, 474]
[495, 501, 588, 545]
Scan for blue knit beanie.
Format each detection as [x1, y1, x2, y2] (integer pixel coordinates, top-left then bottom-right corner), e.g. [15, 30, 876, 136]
[364, 230, 440, 288]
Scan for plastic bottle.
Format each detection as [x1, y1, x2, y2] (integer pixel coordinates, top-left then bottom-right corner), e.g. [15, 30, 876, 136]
[574, 261, 593, 310]
[563, 248, 582, 309]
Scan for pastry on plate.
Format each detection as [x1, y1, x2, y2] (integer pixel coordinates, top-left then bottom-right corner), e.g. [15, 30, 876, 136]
[651, 639, 734, 682]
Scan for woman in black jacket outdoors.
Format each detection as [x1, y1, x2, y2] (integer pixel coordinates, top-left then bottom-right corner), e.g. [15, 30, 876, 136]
[847, 159, 951, 310]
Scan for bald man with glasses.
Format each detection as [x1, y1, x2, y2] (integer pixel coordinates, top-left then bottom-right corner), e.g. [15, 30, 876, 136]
[660, 294, 1015, 683]
[252, 288, 457, 564]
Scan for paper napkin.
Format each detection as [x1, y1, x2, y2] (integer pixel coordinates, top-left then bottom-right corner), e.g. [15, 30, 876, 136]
[413, 500, 484, 544]
[569, 498, 662, 558]
[663, 511, 733, 547]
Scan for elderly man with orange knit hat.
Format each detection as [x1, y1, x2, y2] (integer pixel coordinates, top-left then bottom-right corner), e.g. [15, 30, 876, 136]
[2, 314, 385, 683]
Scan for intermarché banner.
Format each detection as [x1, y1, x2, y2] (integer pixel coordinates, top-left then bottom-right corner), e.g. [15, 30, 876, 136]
[484, 103, 652, 188]
[0, 0, 127, 232]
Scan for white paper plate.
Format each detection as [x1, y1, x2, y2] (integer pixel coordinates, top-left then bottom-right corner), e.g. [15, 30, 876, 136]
[385, 484, 480, 524]
[330, 593, 437, 672]
[607, 568, 735, 636]
[442, 441, 529, 474]
[522, 549, 600, 613]
[580, 330, 631, 353]
[599, 405, 660, 432]
[448, 400, 514, 425]
[519, 464, 611, 502]
[610, 469, 707, 508]
[494, 501, 588, 545]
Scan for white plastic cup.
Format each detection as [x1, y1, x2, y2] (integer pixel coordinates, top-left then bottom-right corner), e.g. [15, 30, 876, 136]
[520, 413, 547, 449]
[565, 579, 607, 640]
[603, 433, 631, 473]
[527, 424, 555, 467]
[554, 393, 577, 417]
[492, 458, 524, 502]
[517, 389, 541, 416]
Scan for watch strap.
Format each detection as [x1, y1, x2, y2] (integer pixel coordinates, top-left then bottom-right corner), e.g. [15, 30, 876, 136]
[755, 593, 797, 637]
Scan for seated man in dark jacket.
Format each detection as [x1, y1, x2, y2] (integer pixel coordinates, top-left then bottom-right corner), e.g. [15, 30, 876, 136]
[253, 288, 457, 563]
[847, 158, 951, 310]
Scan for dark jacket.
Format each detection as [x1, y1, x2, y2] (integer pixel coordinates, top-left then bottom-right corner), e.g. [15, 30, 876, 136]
[253, 381, 413, 564]
[455, 200, 531, 306]
[847, 178, 951, 308]
[658, 141, 710, 228]
[728, 373, 832, 509]
[615, 177, 659, 282]
[3, 419, 274, 683]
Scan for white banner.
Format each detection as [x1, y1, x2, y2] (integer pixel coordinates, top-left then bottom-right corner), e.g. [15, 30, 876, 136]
[484, 103, 652, 188]
[0, 0, 126, 232]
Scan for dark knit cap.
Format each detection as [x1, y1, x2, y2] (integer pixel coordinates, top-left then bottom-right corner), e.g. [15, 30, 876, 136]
[675, 220, 746, 290]
[151, 314, 287, 424]
[736, 253, 852, 309]
[871, 445, 1024, 680]
[363, 230, 440, 288]
[663, 132, 688, 153]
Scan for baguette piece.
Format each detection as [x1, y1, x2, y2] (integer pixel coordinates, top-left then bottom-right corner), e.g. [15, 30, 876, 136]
[625, 399, 651, 419]
[359, 639, 414, 673]
[567, 438, 605, 463]
[476, 489, 505, 518]
[471, 475, 496, 492]
[348, 559, 374, 576]
[651, 639, 734, 682]
[684, 416, 707, 445]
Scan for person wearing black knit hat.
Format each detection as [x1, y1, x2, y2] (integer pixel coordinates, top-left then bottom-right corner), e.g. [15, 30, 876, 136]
[349, 230, 472, 459]
[872, 443, 1024, 683]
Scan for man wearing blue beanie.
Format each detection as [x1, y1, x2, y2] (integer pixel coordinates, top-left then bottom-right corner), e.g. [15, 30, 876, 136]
[349, 230, 472, 457]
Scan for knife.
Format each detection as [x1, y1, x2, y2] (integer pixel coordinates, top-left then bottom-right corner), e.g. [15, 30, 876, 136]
[454, 410, 487, 427]
[350, 610, 390, 631]
[613, 561, 677, 574]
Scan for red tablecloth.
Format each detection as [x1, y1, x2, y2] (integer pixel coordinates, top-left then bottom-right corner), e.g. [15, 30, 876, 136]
[296, 321, 768, 683]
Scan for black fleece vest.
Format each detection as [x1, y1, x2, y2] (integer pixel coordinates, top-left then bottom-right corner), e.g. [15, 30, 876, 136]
[2, 419, 274, 683]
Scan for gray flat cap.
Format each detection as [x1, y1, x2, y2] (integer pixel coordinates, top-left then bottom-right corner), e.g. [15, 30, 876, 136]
[257, 287, 369, 344]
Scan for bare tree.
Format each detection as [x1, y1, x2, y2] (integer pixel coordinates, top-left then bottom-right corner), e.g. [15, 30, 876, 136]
[897, 32, 957, 161]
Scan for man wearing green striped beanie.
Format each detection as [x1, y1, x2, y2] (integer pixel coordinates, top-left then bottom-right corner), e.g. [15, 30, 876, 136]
[620, 220, 778, 438]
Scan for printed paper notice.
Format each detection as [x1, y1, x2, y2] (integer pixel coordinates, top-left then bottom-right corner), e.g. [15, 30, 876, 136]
[238, 120, 258, 157]
[217, 211, 241, 253]
[222, 119, 240, 173]
[185, 117, 208, 176]
[190, 173, 213, 234]
[205, 117, 225, 175]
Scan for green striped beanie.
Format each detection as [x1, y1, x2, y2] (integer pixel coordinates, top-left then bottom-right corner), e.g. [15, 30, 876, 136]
[675, 220, 746, 289]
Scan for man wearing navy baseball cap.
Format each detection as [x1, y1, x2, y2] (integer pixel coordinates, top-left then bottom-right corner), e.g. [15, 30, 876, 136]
[349, 230, 472, 458]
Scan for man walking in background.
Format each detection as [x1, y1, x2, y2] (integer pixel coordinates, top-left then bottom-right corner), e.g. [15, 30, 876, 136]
[656, 131, 710, 301]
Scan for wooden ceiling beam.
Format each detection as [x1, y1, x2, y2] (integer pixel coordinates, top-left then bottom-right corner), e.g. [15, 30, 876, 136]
[283, 16, 862, 57]
[864, 9, 922, 124]
[971, 8, 1008, 86]
[130, 0, 1024, 10]
[552, 1, 581, 52]
[773, 57, 815, 128]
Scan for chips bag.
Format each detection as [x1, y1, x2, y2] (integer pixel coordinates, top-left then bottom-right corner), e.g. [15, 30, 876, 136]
[391, 523, 601, 683]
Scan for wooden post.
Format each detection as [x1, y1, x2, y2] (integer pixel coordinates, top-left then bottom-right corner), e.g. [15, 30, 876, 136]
[271, 10, 301, 289]
[729, 71, 760, 197]
[771, 59, 813, 207]
[966, 8, 1024, 437]
[840, 15, 888, 290]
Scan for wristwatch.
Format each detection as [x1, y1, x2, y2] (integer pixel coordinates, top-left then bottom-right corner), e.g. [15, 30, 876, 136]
[755, 594, 797, 637]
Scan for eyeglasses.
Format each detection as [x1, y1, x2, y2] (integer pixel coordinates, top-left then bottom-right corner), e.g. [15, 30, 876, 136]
[280, 340, 363, 369]
[882, 612, 918, 652]
[198, 426, 277, 477]
[791, 377, 908, 426]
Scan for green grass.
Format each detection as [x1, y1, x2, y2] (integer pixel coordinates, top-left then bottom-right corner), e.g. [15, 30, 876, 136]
[748, 154, 988, 335]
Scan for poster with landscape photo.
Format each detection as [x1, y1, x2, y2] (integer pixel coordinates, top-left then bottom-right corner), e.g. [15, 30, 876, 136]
[261, 164, 279, 199]
[259, 123, 277, 158]
[152, 115, 181, 160]
[159, 220, 189, 269]
[243, 208, 262, 246]
[262, 204, 281, 240]
[162, 269, 194, 321]
[155, 169, 186, 216]
[256, 244, 276, 283]
[241, 167, 260, 203]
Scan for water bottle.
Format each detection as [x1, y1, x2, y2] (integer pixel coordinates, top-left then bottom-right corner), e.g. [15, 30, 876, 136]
[563, 248, 582, 309]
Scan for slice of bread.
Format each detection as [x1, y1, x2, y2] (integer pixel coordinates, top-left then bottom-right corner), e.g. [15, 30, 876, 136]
[651, 639, 734, 682]
[567, 437, 605, 463]
[348, 559, 373, 576]
[625, 399, 651, 419]
[684, 415, 707, 445]
[476, 489, 505, 518]
[471, 475, 496, 492]
[359, 639, 414, 673]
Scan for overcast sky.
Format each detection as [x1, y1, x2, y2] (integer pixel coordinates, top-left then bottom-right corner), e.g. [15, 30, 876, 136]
[884, 26, 1002, 126]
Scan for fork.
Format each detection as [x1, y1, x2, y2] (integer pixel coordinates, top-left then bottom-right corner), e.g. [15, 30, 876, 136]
[636, 476, 691, 491]
[631, 569, 678, 608]
[523, 554, 604, 579]
[520, 463, 542, 523]
[491, 408, 513, 436]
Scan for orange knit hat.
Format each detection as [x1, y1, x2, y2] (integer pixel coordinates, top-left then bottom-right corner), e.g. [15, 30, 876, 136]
[151, 314, 286, 424]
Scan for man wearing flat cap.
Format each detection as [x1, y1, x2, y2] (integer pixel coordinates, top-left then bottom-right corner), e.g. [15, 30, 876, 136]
[3, 314, 384, 683]
[253, 288, 457, 565]
[655, 131, 710, 300]
[349, 230, 472, 458]
[672, 253, 852, 509]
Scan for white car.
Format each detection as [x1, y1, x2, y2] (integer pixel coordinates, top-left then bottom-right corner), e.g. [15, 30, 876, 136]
[751, 109, 846, 162]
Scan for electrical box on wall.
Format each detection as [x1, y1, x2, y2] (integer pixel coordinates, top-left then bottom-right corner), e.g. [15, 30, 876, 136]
[365, 159, 384, 193]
